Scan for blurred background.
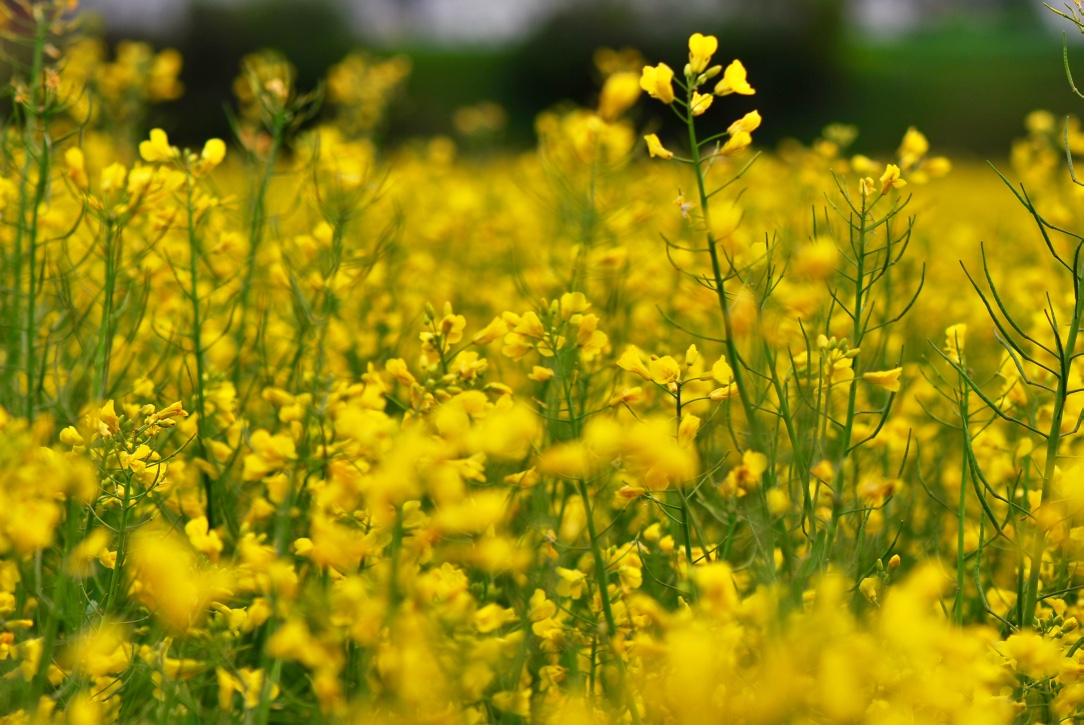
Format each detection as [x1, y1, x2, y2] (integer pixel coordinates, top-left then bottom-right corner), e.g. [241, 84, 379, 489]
[68, 0, 1084, 156]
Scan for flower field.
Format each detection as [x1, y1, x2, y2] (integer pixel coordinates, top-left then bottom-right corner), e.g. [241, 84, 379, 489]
[9, 1, 1084, 722]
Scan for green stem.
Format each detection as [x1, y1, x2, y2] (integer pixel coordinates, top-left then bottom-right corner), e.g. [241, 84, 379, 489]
[185, 173, 214, 528]
[675, 384, 695, 568]
[93, 223, 119, 400]
[102, 471, 133, 615]
[826, 197, 869, 559]
[684, 106, 761, 451]
[765, 343, 814, 538]
[955, 377, 970, 626]
[1021, 253, 1084, 627]
[233, 123, 283, 390]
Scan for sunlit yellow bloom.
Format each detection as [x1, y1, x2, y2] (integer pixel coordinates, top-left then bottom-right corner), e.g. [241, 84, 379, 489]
[687, 33, 718, 75]
[65, 147, 88, 191]
[859, 576, 880, 605]
[648, 355, 681, 385]
[678, 414, 701, 448]
[720, 131, 752, 157]
[640, 63, 676, 104]
[714, 60, 755, 96]
[879, 163, 906, 194]
[727, 110, 762, 135]
[59, 425, 84, 448]
[617, 348, 652, 379]
[194, 137, 227, 176]
[597, 71, 642, 122]
[690, 91, 713, 116]
[555, 567, 587, 599]
[97, 399, 121, 436]
[945, 323, 967, 364]
[897, 126, 929, 170]
[862, 367, 903, 393]
[609, 386, 643, 406]
[644, 133, 674, 159]
[139, 128, 179, 163]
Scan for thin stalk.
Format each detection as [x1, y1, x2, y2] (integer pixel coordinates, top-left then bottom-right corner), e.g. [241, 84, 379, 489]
[684, 105, 761, 450]
[234, 123, 283, 388]
[102, 469, 133, 615]
[184, 173, 213, 528]
[954, 377, 970, 625]
[9, 10, 51, 418]
[562, 366, 640, 723]
[23, 138, 50, 420]
[826, 200, 870, 557]
[675, 384, 695, 568]
[1022, 252, 1084, 626]
[92, 223, 119, 400]
[765, 343, 814, 538]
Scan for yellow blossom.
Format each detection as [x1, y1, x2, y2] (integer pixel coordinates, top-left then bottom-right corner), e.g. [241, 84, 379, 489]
[728, 110, 762, 136]
[690, 91, 713, 116]
[715, 60, 755, 96]
[879, 163, 906, 194]
[862, 367, 903, 393]
[139, 128, 179, 163]
[640, 63, 676, 104]
[597, 71, 642, 122]
[644, 133, 674, 160]
[720, 131, 752, 156]
[688, 33, 718, 75]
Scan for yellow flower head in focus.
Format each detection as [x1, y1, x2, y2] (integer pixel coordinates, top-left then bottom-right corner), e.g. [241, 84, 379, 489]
[139, 128, 179, 163]
[714, 60, 755, 96]
[640, 63, 676, 104]
[720, 131, 752, 157]
[879, 163, 906, 195]
[727, 110, 762, 136]
[690, 91, 713, 117]
[687, 33, 718, 75]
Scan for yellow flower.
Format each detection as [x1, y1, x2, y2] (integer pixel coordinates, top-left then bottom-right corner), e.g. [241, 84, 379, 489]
[720, 131, 752, 157]
[608, 386, 643, 407]
[859, 576, 880, 605]
[597, 71, 642, 122]
[687, 33, 718, 75]
[862, 367, 903, 393]
[678, 414, 701, 448]
[879, 163, 906, 194]
[65, 147, 88, 191]
[644, 133, 674, 159]
[555, 567, 587, 599]
[727, 110, 762, 135]
[714, 60, 755, 96]
[528, 365, 555, 382]
[194, 138, 227, 176]
[139, 128, 179, 163]
[945, 323, 967, 364]
[617, 348, 652, 379]
[648, 355, 681, 385]
[690, 91, 713, 116]
[640, 63, 676, 104]
[97, 399, 121, 436]
[897, 126, 929, 170]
